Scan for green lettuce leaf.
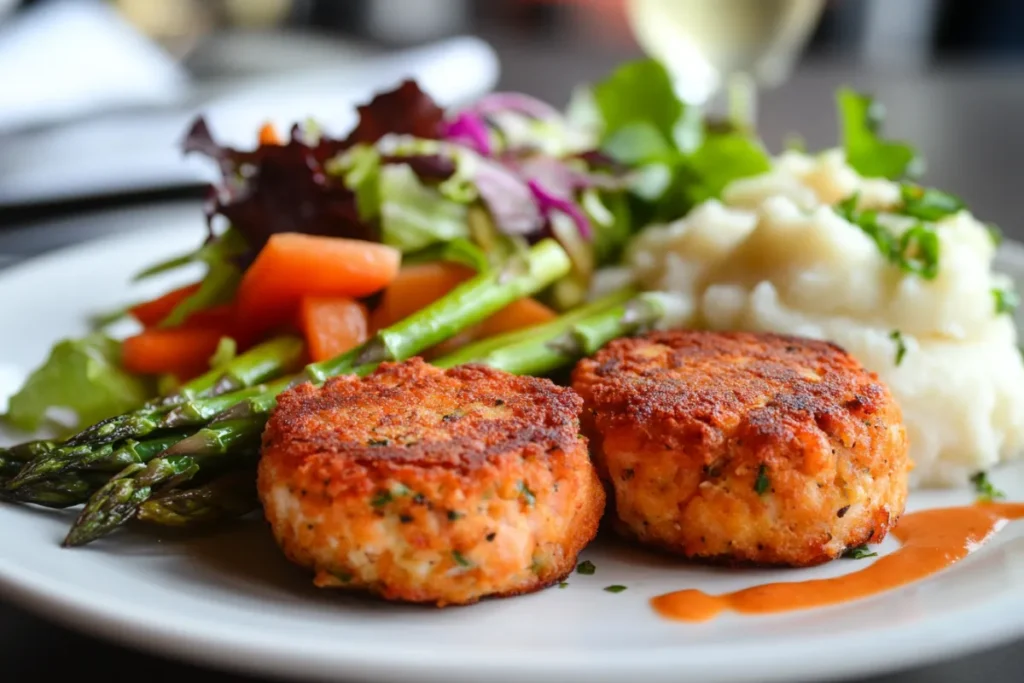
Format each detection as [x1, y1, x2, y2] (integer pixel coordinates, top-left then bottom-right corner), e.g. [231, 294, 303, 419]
[685, 130, 772, 205]
[378, 163, 469, 252]
[591, 58, 770, 221]
[4, 334, 152, 434]
[836, 87, 918, 180]
[593, 59, 684, 146]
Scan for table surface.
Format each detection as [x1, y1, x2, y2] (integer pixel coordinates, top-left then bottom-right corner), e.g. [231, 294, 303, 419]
[2, 32, 1024, 683]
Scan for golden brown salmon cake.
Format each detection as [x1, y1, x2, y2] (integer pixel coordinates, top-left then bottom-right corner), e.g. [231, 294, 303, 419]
[571, 330, 910, 567]
[257, 358, 604, 606]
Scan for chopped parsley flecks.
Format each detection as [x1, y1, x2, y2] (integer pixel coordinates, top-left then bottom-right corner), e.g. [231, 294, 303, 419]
[889, 330, 907, 366]
[447, 510, 464, 521]
[836, 88, 918, 180]
[843, 544, 878, 560]
[518, 480, 536, 507]
[898, 183, 965, 222]
[604, 585, 628, 593]
[897, 224, 940, 279]
[558, 582, 569, 589]
[835, 193, 941, 281]
[754, 464, 770, 495]
[576, 560, 596, 575]
[970, 471, 1006, 503]
[370, 491, 392, 508]
[987, 223, 1004, 247]
[992, 286, 1020, 316]
[367, 438, 390, 447]
[452, 550, 473, 568]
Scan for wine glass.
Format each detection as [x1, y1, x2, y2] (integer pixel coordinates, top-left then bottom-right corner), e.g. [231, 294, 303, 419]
[623, 0, 827, 126]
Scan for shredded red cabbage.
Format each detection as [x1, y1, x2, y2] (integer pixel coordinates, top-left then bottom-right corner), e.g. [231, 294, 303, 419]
[466, 92, 563, 120]
[441, 112, 492, 156]
[527, 179, 593, 240]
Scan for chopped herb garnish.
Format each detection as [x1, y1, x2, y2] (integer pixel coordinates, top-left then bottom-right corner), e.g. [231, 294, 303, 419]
[331, 571, 353, 583]
[367, 438, 390, 447]
[836, 195, 940, 280]
[576, 560, 596, 575]
[836, 88, 917, 180]
[452, 550, 473, 568]
[970, 471, 1006, 502]
[518, 480, 536, 507]
[889, 330, 907, 366]
[899, 183, 964, 221]
[987, 223, 1004, 247]
[558, 582, 569, 589]
[843, 544, 878, 560]
[370, 491, 392, 508]
[897, 223, 940, 279]
[754, 464, 770, 495]
[604, 585, 628, 593]
[993, 286, 1019, 316]
[447, 510, 464, 521]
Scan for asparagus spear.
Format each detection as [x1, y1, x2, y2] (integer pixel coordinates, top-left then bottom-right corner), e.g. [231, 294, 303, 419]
[63, 430, 260, 547]
[2, 472, 112, 509]
[4, 432, 191, 494]
[63, 336, 303, 447]
[1, 440, 55, 481]
[5, 382, 269, 490]
[137, 470, 258, 526]
[62, 239, 572, 547]
[434, 291, 671, 375]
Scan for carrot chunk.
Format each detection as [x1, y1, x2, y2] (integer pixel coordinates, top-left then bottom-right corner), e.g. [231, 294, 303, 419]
[128, 283, 201, 327]
[298, 296, 369, 362]
[477, 297, 557, 339]
[121, 327, 227, 380]
[236, 233, 401, 337]
[368, 262, 474, 332]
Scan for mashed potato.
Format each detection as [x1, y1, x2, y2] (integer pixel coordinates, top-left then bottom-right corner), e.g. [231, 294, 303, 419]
[613, 148, 1024, 488]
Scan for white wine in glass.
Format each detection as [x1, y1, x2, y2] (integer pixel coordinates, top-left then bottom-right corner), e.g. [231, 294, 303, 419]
[624, 0, 826, 123]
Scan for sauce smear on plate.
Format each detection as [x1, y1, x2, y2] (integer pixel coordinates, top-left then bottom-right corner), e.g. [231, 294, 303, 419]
[651, 502, 1024, 622]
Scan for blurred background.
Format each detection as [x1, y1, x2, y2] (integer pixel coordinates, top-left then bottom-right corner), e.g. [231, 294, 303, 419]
[1, 0, 1023, 219]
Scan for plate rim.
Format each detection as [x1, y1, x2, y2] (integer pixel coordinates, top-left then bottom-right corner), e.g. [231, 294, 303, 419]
[2, 226, 1024, 683]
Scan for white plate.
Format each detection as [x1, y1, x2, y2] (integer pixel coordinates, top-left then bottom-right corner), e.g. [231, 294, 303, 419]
[2, 223, 1024, 683]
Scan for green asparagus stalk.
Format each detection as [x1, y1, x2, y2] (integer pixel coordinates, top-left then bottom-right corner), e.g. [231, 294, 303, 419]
[5, 432, 191, 493]
[63, 439, 260, 547]
[5, 381, 270, 490]
[63, 336, 304, 447]
[435, 291, 671, 375]
[62, 240, 572, 547]
[1, 440, 56, 481]
[137, 469, 258, 526]
[299, 238, 572, 382]
[2, 472, 112, 509]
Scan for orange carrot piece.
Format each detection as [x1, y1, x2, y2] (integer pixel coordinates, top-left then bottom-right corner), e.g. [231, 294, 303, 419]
[236, 233, 401, 337]
[477, 297, 557, 339]
[121, 327, 227, 380]
[298, 296, 369, 363]
[368, 262, 474, 332]
[259, 122, 281, 145]
[129, 283, 201, 327]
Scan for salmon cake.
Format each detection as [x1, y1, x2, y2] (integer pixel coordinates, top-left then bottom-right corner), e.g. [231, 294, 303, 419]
[257, 358, 604, 606]
[571, 330, 910, 567]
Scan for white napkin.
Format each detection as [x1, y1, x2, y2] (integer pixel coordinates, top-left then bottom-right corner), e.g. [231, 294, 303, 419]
[0, 0, 189, 134]
[0, 1, 500, 206]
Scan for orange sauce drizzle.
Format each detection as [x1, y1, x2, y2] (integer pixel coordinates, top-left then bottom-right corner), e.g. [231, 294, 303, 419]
[651, 502, 1024, 622]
